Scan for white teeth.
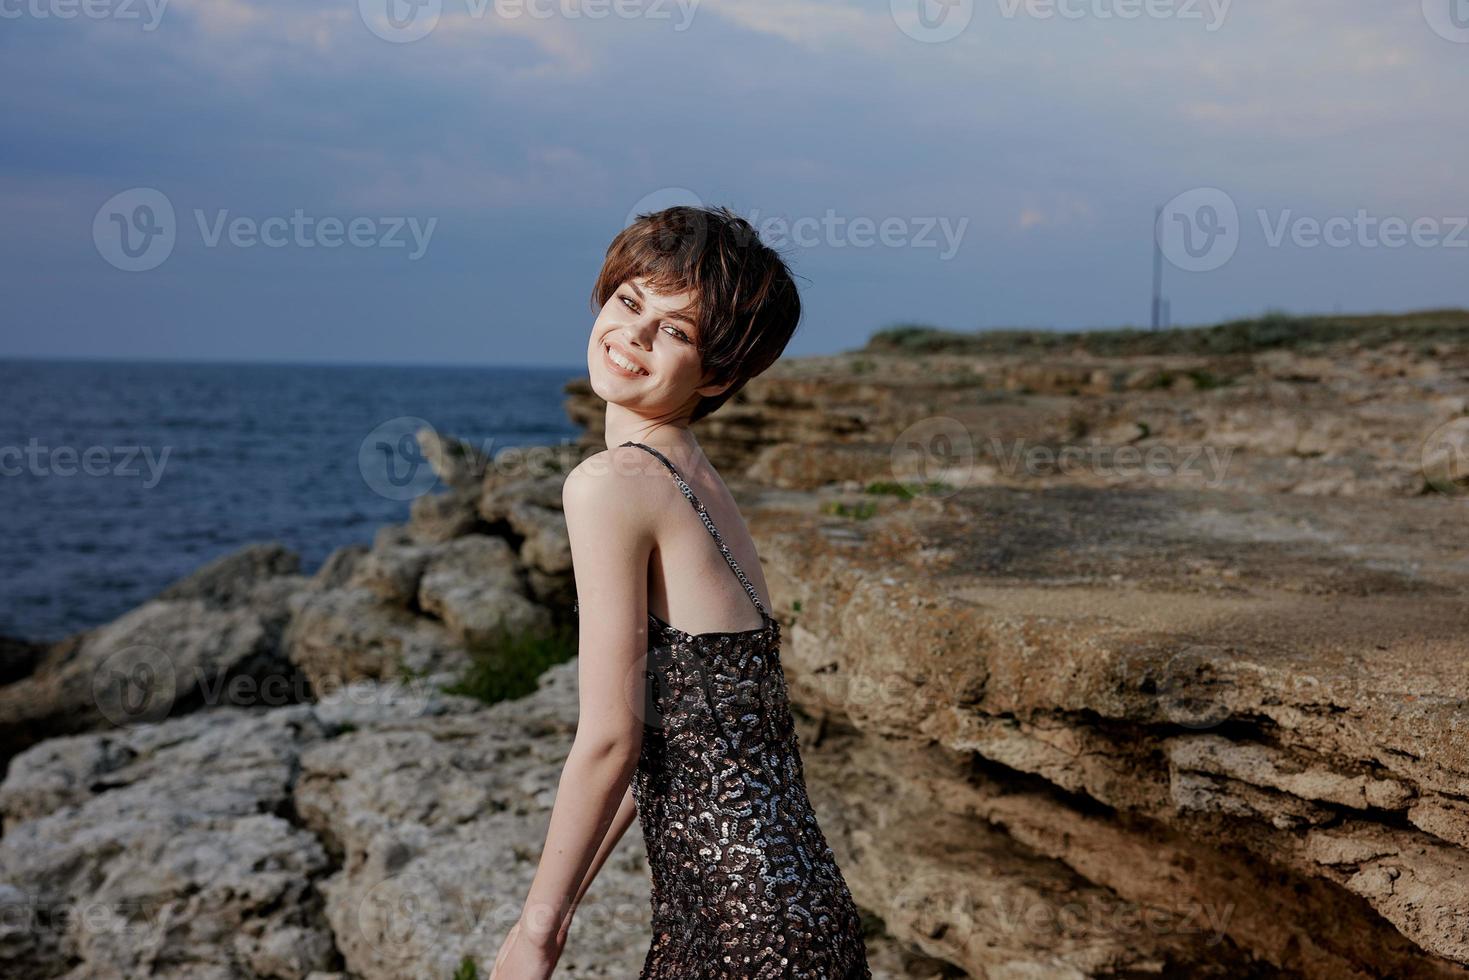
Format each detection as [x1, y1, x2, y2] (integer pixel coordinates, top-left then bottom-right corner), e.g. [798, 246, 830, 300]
[607, 344, 647, 375]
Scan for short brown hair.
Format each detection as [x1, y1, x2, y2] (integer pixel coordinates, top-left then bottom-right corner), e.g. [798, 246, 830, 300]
[590, 205, 803, 424]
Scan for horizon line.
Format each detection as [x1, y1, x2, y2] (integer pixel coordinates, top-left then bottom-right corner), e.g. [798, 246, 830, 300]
[3, 303, 1462, 370]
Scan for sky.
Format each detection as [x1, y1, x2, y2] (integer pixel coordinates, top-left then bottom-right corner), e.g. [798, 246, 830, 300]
[1, 0, 1466, 366]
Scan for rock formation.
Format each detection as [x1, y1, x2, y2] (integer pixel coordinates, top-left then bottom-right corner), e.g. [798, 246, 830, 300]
[2, 310, 1466, 977]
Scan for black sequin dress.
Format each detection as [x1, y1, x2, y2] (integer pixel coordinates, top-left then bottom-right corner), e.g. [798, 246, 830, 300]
[579, 440, 871, 979]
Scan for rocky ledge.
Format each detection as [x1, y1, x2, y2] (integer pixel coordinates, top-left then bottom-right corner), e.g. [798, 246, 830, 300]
[1, 309, 1466, 978]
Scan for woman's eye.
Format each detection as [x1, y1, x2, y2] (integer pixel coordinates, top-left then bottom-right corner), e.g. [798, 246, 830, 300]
[620, 294, 689, 342]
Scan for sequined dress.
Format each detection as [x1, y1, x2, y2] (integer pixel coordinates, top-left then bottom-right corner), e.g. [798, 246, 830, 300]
[580, 440, 872, 979]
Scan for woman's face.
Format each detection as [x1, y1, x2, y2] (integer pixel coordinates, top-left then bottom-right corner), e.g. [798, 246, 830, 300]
[588, 276, 721, 417]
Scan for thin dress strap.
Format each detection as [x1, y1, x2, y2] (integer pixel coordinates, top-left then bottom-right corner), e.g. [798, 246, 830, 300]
[620, 440, 771, 623]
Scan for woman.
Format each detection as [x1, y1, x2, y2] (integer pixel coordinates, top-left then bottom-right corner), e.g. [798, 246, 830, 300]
[490, 206, 871, 979]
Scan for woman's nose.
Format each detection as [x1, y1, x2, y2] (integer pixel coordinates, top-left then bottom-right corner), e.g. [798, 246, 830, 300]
[626, 319, 656, 346]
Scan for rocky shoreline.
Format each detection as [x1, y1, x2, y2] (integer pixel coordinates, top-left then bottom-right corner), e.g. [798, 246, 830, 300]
[2, 310, 1467, 978]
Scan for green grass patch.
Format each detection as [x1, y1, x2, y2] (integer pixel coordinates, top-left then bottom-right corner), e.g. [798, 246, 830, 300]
[864, 308, 1469, 358]
[821, 500, 879, 519]
[863, 480, 953, 499]
[396, 658, 433, 683]
[441, 617, 579, 706]
[451, 955, 479, 980]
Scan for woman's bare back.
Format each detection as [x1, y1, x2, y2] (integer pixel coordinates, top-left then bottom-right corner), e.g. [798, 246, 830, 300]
[634, 442, 774, 637]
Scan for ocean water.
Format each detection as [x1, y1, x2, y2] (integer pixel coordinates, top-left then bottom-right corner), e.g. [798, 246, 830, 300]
[0, 359, 583, 644]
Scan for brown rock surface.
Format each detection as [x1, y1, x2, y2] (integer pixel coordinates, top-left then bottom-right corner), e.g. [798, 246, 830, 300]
[3, 311, 1465, 977]
[0, 656, 924, 979]
[0, 543, 307, 766]
[747, 476, 1469, 975]
[566, 312, 1467, 501]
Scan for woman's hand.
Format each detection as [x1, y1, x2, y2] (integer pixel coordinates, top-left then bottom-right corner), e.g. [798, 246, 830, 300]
[488, 918, 564, 980]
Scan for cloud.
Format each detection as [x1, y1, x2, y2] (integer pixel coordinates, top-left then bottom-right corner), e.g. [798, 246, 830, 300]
[2, 0, 1466, 358]
[698, 0, 915, 55]
[1015, 196, 1095, 231]
[62, 0, 597, 82]
[328, 143, 612, 211]
[170, 0, 271, 33]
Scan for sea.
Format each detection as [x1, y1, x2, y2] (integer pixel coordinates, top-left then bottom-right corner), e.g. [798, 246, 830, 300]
[0, 359, 583, 644]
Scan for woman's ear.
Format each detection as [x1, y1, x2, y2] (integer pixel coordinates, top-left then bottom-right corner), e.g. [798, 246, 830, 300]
[695, 371, 737, 399]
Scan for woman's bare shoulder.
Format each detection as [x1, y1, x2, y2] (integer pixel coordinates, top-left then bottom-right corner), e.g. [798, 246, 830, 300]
[561, 445, 673, 515]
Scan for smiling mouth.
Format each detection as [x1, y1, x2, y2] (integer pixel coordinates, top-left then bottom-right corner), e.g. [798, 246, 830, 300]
[604, 341, 649, 376]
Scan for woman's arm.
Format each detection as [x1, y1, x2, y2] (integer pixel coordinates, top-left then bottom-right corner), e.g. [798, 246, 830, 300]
[512, 451, 654, 955]
[518, 735, 638, 947]
[555, 784, 639, 944]
[575, 784, 639, 908]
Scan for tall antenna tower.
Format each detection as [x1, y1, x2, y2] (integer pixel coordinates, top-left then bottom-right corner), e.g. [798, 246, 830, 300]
[1151, 204, 1164, 331]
